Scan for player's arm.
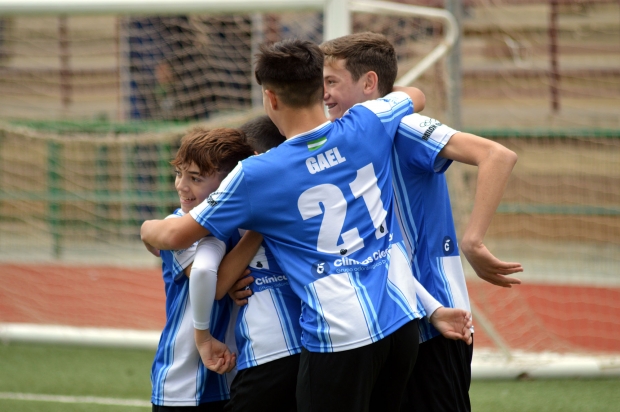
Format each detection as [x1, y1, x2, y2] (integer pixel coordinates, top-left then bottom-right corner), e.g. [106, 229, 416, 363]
[439, 132, 523, 288]
[228, 275, 254, 306]
[215, 230, 263, 300]
[414, 276, 473, 344]
[190, 237, 224, 332]
[393, 86, 425, 113]
[141, 213, 209, 252]
[190, 237, 236, 374]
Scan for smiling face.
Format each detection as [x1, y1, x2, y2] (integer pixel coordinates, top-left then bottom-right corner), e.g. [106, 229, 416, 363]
[174, 162, 223, 214]
[323, 58, 368, 122]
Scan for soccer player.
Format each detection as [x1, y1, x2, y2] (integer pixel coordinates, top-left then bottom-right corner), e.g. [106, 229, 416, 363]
[150, 127, 254, 411]
[214, 115, 302, 412]
[142, 39, 472, 412]
[226, 115, 473, 411]
[320, 32, 523, 412]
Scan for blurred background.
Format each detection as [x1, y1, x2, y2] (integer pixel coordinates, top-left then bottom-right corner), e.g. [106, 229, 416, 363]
[0, 0, 619, 378]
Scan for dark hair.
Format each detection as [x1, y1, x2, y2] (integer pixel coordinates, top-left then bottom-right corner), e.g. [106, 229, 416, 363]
[171, 127, 254, 175]
[254, 38, 324, 108]
[320, 32, 397, 97]
[239, 115, 286, 154]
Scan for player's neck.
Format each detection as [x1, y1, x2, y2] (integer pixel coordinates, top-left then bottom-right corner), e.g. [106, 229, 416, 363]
[276, 104, 329, 140]
[368, 90, 382, 101]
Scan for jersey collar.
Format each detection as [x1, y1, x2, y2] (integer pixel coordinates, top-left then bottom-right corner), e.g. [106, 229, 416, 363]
[285, 121, 332, 143]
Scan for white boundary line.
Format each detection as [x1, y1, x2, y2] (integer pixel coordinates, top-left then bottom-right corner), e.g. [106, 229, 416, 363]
[0, 323, 160, 350]
[0, 392, 150, 407]
[472, 349, 620, 380]
[3, 323, 620, 379]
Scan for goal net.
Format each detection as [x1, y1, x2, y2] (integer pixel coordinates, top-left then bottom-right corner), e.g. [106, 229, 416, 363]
[0, 0, 619, 377]
[0, 2, 450, 335]
[445, 0, 620, 377]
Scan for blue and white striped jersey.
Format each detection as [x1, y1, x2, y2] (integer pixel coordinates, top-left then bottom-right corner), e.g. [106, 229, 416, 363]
[234, 231, 303, 370]
[151, 210, 234, 406]
[191, 92, 425, 353]
[392, 114, 472, 342]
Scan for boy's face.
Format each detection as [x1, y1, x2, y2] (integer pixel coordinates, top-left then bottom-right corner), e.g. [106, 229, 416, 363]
[323, 58, 368, 121]
[174, 162, 223, 214]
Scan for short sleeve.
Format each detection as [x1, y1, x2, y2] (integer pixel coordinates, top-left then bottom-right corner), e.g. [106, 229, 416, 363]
[190, 162, 253, 242]
[161, 211, 199, 282]
[357, 91, 413, 142]
[395, 114, 459, 174]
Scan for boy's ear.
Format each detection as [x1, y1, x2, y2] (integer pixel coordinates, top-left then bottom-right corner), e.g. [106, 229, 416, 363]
[362, 71, 379, 97]
[265, 89, 278, 110]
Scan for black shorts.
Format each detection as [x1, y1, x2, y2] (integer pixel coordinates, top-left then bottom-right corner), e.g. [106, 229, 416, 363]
[152, 400, 228, 412]
[225, 353, 300, 412]
[296, 319, 419, 412]
[401, 334, 474, 412]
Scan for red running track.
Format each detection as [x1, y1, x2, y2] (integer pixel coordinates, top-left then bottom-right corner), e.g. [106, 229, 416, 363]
[1, 264, 619, 354]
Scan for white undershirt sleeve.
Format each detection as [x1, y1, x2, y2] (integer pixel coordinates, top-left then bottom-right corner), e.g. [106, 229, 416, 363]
[413, 276, 443, 321]
[189, 236, 227, 330]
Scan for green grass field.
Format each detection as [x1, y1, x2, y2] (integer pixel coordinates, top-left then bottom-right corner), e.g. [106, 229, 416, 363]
[1, 343, 619, 411]
[0, 343, 152, 411]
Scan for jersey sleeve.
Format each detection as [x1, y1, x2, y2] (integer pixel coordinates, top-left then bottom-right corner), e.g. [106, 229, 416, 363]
[163, 211, 198, 283]
[395, 114, 459, 174]
[413, 276, 443, 320]
[357, 91, 413, 142]
[189, 162, 253, 242]
[189, 236, 227, 330]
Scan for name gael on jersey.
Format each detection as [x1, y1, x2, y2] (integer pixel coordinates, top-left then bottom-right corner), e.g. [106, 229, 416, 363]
[305, 147, 347, 174]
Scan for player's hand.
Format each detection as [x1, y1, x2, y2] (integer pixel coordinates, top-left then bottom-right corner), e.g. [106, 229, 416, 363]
[461, 241, 522, 288]
[429, 307, 473, 345]
[194, 329, 236, 374]
[228, 274, 254, 306]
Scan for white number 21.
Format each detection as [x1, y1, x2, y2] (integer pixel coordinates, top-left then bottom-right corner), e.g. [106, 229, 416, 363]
[297, 163, 388, 257]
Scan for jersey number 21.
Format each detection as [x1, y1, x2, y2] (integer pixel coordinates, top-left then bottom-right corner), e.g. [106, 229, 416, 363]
[298, 163, 388, 257]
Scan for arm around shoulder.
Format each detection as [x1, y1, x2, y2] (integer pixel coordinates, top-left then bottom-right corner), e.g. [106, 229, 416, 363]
[393, 86, 425, 113]
[141, 213, 210, 251]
